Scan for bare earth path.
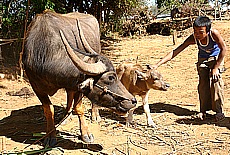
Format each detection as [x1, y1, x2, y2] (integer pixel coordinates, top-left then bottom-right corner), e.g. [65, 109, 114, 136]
[0, 20, 230, 155]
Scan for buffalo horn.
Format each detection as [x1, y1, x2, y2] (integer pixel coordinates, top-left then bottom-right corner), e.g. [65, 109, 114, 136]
[76, 18, 97, 54]
[60, 30, 107, 75]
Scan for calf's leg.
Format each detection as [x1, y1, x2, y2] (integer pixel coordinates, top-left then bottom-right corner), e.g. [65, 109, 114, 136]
[126, 108, 135, 127]
[141, 91, 156, 127]
[92, 104, 101, 122]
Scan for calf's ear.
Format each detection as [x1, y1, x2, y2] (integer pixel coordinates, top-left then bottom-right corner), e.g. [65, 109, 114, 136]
[146, 64, 154, 70]
[116, 67, 124, 80]
[130, 70, 137, 85]
[135, 70, 147, 81]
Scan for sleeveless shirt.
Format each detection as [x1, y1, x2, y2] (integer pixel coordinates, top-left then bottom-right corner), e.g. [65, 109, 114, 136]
[194, 31, 220, 58]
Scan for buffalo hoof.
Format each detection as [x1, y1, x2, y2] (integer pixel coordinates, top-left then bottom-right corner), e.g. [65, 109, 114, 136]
[126, 121, 137, 128]
[44, 137, 57, 147]
[82, 133, 94, 143]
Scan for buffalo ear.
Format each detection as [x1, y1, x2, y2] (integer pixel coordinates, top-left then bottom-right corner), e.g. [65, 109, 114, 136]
[79, 78, 94, 92]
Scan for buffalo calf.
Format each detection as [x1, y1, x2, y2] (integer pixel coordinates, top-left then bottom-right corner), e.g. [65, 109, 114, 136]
[116, 62, 170, 127]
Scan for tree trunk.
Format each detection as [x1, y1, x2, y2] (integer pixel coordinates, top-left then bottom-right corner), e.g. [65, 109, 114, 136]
[0, 0, 3, 69]
[19, 0, 30, 79]
[97, 1, 102, 27]
[0, 0, 2, 29]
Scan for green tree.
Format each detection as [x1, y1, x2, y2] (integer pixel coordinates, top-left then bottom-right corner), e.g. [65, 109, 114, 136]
[156, 0, 210, 9]
[1, 0, 143, 38]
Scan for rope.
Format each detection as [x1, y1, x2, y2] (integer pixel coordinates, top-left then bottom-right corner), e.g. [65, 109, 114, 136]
[23, 94, 85, 150]
[0, 41, 14, 46]
[23, 110, 73, 150]
[0, 38, 25, 46]
[94, 84, 130, 100]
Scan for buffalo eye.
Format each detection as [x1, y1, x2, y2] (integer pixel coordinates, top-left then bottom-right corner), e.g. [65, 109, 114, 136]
[108, 75, 115, 81]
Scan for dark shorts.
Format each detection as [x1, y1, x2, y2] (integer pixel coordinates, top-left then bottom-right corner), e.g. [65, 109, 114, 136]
[196, 57, 224, 113]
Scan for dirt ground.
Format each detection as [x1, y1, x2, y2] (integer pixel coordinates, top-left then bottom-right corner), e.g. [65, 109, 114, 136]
[0, 20, 230, 155]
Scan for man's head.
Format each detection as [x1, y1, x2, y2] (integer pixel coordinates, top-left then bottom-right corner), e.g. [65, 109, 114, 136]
[193, 16, 212, 32]
[193, 16, 212, 41]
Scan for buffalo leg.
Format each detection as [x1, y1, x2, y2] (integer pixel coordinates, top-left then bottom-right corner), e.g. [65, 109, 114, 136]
[65, 90, 75, 114]
[25, 70, 57, 147]
[60, 90, 75, 125]
[35, 93, 57, 147]
[73, 93, 94, 143]
[141, 90, 156, 127]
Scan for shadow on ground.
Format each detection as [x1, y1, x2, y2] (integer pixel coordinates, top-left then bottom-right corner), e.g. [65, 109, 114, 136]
[1, 102, 229, 153]
[175, 114, 230, 130]
[99, 102, 197, 122]
[98, 102, 230, 130]
[0, 105, 103, 152]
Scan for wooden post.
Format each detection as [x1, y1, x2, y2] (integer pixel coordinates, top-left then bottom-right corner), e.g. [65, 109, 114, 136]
[172, 30, 177, 45]
[219, 4, 222, 21]
[19, 0, 30, 80]
[215, 0, 218, 20]
[0, 46, 2, 71]
[0, 0, 2, 29]
[0, 0, 3, 69]
[0, 136, 6, 153]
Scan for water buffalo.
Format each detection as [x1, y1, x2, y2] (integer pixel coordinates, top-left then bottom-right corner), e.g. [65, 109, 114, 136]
[23, 10, 137, 147]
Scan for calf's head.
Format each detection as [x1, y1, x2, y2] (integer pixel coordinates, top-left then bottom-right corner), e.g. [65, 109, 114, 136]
[135, 64, 170, 91]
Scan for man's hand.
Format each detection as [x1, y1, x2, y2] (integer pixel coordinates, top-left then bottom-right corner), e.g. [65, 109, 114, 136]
[151, 64, 159, 70]
[211, 68, 221, 82]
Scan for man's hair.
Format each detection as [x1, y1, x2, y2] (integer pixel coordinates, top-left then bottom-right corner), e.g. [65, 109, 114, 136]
[193, 16, 212, 32]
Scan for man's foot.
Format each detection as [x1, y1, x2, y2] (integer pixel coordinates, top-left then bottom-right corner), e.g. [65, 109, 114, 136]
[215, 113, 225, 122]
[191, 112, 206, 120]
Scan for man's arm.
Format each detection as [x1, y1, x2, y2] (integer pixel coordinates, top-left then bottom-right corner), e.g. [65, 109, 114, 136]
[210, 29, 227, 81]
[154, 34, 196, 69]
[211, 29, 227, 70]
